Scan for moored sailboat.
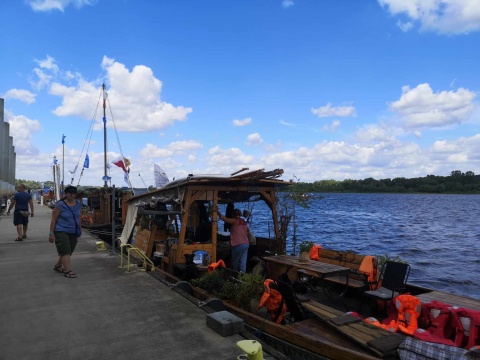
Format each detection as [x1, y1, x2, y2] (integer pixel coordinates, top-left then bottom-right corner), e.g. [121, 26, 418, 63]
[69, 84, 136, 242]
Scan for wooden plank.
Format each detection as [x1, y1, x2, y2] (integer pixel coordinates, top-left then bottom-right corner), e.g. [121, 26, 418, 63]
[303, 301, 402, 359]
[417, 290, 480, 311]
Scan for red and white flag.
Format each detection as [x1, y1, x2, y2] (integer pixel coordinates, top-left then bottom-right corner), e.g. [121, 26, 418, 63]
[112, 157, 127, 172]
[103, 91, 108, 109]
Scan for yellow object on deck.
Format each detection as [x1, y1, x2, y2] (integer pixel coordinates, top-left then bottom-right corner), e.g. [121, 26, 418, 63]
[96, 241, 106, 251]
[236, 340, 263, 360]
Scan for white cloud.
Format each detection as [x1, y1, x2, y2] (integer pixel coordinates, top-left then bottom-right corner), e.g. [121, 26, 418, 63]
[282, 0, 294, 8]
[51, 56, 193, 132]
[233, 117, 252, 126]
[35, 55, 59, 73]
[140, 141, 203, 159]
[27, 0, 97, 12]
[206, 146, 253, 169]
[355, 124, 401, 142]
[390, 83, 476, 128]
[246, 133, 263, 146]
[4, 111, 41, 155]
[280, 119, 294, 127]
[378, 0, 480, 34]
[31, 68, 53, 91]
[3, 89, 36, 104]
[322, 120, 341, 132]
[312, 103, 356, 118]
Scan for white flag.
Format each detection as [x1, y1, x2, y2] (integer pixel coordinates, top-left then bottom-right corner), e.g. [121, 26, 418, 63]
[154, 164, 169, 189]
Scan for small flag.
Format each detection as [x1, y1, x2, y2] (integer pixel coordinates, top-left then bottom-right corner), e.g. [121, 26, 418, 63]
[62, 134, 66, 144]
[102, 175, 112, 182]
[112, 157, 127, 172]
[84, 154, 90, 169]
[154, 164, 169, 189]
[124, 158, 131, 167]
[69, 164, 78, 175]
[103, 91, 108, 109]
[123, 168, 130, 185]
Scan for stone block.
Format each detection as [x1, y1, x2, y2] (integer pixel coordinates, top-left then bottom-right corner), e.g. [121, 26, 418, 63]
[206, 310, 244, 337]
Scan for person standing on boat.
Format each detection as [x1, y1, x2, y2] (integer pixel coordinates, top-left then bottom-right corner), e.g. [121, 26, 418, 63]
[218, 208, 249, 273]
[6, 184, 34, 242]
[49, 186, 82, 278]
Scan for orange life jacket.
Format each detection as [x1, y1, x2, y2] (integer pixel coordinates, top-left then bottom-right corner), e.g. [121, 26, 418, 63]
[309, 245, 322, 260]
[359, 255, 378, 290]
[395, 294, 422, 335]
[258, 279, 286, 324]
[81, 214, 93, 224]
[208, 259, 226, 273]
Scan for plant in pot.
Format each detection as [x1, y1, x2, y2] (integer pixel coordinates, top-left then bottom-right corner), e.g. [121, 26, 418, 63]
[298, 241, 314, 262]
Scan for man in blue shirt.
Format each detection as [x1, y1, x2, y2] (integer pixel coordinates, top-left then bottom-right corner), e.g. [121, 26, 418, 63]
[7, 184, 34, 241]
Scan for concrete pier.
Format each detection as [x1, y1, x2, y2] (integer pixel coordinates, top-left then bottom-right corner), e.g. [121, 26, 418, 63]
[0, 204, 259, 360]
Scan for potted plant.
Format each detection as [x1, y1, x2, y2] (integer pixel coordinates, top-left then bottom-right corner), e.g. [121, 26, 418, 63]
[298, 241, 314, 262]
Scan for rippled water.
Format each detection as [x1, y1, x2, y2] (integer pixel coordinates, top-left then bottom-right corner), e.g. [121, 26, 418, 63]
[247, 193, 480, 300]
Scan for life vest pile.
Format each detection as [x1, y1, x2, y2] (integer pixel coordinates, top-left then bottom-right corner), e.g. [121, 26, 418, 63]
[414, 300, 456, 346]
[365, 294, 421, 335]
[450, 306, 480, 349]
[258, 279, 286, 324]
[395, 294, 422, 335]
[309, 244, 322, 260]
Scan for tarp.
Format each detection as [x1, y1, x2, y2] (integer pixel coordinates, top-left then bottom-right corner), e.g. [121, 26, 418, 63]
[119, 202, 138, 244]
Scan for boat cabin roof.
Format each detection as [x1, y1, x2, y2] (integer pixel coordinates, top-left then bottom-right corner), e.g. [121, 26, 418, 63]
[127, 168, 290, 205]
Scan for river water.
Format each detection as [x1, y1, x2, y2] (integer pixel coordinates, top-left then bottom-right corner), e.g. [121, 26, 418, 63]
[247, 193, 480, 300]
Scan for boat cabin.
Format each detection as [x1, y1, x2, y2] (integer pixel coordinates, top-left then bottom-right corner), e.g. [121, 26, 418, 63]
[120, 168, 290, 274]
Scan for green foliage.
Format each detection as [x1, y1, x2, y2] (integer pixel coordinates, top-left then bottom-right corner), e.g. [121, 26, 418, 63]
[222, 273, 264, 312]
[190, 271, 226, 296]
[279, 170, 480, 194]
[299, 240, 314, 253]
[191, 271, 264, 312]
[376, 253, 406, 270]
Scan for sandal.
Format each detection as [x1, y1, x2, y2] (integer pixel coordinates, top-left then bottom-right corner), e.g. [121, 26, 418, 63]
[22, 234, 27, 239]
[15, 237, 23, 241]
[64, 270, 77, 278]
[53, 265, 64, 273]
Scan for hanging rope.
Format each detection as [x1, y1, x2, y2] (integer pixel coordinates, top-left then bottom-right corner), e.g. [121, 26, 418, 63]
[70, 90, 102, 186]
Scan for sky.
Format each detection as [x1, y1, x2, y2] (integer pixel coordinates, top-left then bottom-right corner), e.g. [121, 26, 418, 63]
[1, 0, 480, 188]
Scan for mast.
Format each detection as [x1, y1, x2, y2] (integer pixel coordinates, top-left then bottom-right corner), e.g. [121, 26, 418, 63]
[102, 83, 109, 225]
[102, 83, 108, 188]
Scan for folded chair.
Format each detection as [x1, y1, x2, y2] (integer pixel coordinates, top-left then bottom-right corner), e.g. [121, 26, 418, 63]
[273, 279, 312, 323]
[362, 261, 410, 315]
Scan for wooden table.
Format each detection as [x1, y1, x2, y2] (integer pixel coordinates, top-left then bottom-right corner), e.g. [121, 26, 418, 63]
[263, 255, 352, 299]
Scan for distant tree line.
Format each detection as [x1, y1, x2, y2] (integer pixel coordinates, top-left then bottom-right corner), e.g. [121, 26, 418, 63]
[15, 170, 480, 194]
[287, 170, 480, 194]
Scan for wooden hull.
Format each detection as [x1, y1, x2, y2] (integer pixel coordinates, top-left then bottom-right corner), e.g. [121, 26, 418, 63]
[153, 267, 380, 360]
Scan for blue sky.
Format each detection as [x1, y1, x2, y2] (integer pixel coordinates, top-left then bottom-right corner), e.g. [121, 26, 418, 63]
[1, 0, 480, 187]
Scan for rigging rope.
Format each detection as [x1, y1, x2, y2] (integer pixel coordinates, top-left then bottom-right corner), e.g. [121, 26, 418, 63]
[70, 90, 102, 186]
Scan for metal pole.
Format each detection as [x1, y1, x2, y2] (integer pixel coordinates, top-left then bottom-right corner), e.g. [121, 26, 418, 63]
[62, 134, 65, 194]
[111, 184, 116, 256]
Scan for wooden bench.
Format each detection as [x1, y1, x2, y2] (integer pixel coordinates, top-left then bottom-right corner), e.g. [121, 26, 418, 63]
[297, 249, 376, 290]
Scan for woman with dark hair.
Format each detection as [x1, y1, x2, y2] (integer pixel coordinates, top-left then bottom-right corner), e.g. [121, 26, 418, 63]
[218, 208, 249, 273]
[49, 186, 82, 278]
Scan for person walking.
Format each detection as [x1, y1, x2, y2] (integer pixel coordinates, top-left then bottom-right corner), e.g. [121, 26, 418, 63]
[49, 185, 82, 278]
[218, 208, 249, 273]
[6, 184, 34, 241]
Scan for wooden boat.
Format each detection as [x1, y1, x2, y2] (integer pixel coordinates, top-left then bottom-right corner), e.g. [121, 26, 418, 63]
[119, 168, 480, 360]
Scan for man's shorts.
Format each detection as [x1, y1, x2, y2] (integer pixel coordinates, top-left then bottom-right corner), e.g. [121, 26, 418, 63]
[13, 210, 29, 226]
[54, 231, 78, 256]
